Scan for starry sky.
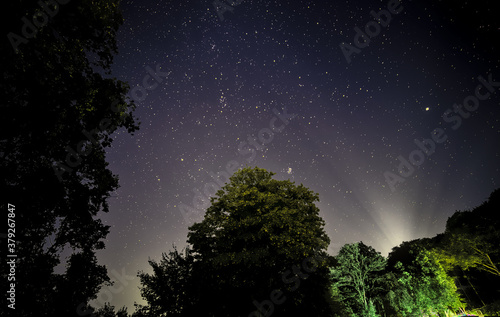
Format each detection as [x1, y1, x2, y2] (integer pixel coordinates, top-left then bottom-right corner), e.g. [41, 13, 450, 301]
[87, 0, 500, 311]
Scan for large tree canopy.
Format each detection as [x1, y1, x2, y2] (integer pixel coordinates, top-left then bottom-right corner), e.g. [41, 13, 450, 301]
[137, 167, 333, 317]
[187, 166, 333, 317]
[1, 1, 139, 315]
[429, 189, 500, 313]
[438, 189, 500, 276]
[188, 166, 330, 270]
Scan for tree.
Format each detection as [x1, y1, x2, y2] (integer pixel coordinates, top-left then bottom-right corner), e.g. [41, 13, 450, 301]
[57, 250, 111, 315]
[330, 242, 386, 317]
[92, 303, 129, 317]
[0, 1, 139, 315]
[437, 189, 500, 277]
[387, 242, 463, 316]
[136, 246, 197, 317]
[173, 166, 333, 316]
[430, 189, 500, 314]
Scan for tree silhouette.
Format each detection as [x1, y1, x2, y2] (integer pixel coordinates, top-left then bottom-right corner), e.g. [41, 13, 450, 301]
[0, 1, 138, 315]
[138, 167, 334, 317]
[92, 303, 129, 317]
[136, 247, 198, 317]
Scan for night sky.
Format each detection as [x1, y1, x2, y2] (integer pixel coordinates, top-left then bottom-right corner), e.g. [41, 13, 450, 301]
[85, 0, 500, 311]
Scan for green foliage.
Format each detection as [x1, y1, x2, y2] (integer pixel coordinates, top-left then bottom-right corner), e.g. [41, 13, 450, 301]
[330, 242, 386, 316]
[421, 189, 500, 313]
[387, 246, 463, 316]
[366, 299, 380, 317]
[137, 177, 499, 317]
[188, 167, 330, 270]
[0, 1, 139, 315]
[139, 167, 333, 316]
[188, 166, 333, 316]
[330, 284, 357, 317]
[330, 238, 465, 317]
[436, 189, 500, 277]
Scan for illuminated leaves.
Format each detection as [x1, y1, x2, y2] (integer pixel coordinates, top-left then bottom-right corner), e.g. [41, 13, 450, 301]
[388, 248, 463, 316]
[436, 190, 500, 277]
[330, 242, 386, 316]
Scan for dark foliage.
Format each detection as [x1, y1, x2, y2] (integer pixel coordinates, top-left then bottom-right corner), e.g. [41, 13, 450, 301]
[0, 1, 138, 315]
[138, 167, 334, 317]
